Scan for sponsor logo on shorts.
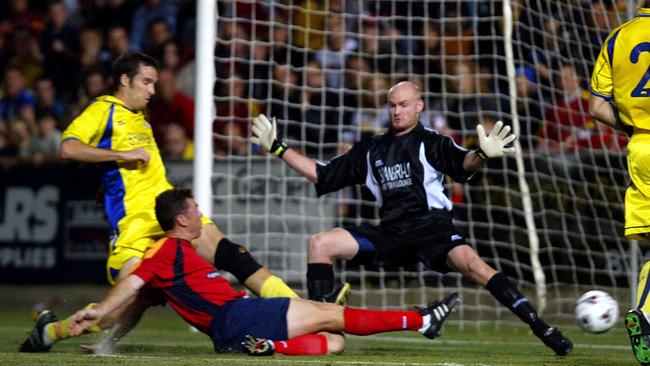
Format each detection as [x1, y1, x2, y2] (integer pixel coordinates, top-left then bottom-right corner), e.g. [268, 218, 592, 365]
[451, 234, 463, 242]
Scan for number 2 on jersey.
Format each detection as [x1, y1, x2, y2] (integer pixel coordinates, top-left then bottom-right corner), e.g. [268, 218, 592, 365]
[630, 42, 650, 97]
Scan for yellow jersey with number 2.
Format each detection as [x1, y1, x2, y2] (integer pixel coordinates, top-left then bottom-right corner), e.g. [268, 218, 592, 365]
[590, 8, 650, 130]
[591, 8, 650, 241]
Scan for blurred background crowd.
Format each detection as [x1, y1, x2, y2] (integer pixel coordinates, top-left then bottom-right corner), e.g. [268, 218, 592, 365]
[0, 0, 631, 166]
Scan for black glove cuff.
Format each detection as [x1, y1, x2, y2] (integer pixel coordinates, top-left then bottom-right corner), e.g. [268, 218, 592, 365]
[475, 148, 489, 161]
[270, 139, 288, 158]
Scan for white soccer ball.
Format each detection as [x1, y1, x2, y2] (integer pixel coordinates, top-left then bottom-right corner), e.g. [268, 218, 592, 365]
[575, 290, 619, 333]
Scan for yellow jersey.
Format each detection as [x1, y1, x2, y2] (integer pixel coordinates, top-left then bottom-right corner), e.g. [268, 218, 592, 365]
[590, 8, 650, 130]
[61, 95, 173, 233]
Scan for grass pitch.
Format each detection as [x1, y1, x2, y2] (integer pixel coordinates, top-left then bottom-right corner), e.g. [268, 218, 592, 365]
[0, 285, 634, 365]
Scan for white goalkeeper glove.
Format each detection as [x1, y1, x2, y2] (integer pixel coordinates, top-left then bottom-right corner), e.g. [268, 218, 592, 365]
[250, 114, 288, 158]
[475, 120, 516, 160]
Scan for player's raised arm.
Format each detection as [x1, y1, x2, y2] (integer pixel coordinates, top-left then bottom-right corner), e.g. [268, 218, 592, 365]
[250, 114, 318, 183]
[60, 138, 151, 164]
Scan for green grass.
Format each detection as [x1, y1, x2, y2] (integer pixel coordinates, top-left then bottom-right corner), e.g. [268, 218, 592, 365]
[0, 306, 634, 366]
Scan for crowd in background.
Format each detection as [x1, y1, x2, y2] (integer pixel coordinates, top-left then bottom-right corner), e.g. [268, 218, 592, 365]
[0, 0, 631, 167]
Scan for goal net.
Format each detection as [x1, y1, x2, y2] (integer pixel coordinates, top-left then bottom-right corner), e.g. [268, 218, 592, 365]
[205, 0, 642, 326]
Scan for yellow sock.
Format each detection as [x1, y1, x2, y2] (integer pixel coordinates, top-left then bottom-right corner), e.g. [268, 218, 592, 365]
[45, 303, 102, 343]
[260, 275, 299, 298]
[637, 261, 650, 314]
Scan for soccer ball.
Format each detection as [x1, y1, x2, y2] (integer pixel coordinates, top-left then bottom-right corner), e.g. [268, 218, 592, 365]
[575, 290, 619, 333]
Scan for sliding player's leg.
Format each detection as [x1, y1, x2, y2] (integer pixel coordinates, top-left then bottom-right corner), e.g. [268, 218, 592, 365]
[19, 253, 146, 353]
[307, 228, 358, 303]
[196, 221, 298, 298]
[447, 244, 573, 356]
[242, 293, 459, 356]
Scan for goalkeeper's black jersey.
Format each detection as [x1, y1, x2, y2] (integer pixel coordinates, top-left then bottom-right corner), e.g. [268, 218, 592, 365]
[315, 123, 471, 222]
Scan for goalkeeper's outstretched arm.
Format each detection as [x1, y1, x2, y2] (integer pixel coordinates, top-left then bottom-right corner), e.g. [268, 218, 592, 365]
[251, 114, 318, 183]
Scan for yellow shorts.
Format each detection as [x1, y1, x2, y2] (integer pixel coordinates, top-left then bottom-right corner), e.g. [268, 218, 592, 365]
[106, 213, 214, 284]
[625, 133, 650, 241]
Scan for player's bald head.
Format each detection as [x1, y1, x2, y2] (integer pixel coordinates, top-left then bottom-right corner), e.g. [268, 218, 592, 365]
[388, 81, 422, 101]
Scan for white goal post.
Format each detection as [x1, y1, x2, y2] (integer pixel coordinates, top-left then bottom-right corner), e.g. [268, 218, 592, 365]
[192, 0, 644, 326]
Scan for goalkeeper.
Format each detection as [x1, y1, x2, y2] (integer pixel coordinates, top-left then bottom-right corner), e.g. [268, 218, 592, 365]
[39, 188, 459, 356]
[251, 80, 573, 356]
[589, 1, 650, 364]
[20, 52, 298, 354]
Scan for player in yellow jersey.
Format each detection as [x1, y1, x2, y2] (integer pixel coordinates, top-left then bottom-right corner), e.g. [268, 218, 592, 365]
[19, 52, 303, 354]
[589, 1, 650, 364]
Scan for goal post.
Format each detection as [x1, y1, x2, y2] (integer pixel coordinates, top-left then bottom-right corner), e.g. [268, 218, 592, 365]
[193, 0, 216, 218]
[194, 0, 643, 326]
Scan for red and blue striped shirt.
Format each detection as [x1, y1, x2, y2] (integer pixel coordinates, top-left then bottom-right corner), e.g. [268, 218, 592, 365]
[131, 237, 246, 333]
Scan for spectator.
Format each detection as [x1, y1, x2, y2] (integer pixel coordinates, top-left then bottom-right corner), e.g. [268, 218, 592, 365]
[0, 66, 37, 125]
[84, 0, 136, 32]
[575, 1, 616, 77]
[269, 15, 292, 65]
[215, 18, 249, 79]
[414, 21, 444, 99]
[41, 0, 80, 101]
[144, 17, 173, 55]
[528, 17, 570, 87]
[342, 56, 371, 124]
[215, 121, 248, 157]
[538, 63, 625, 153]
[299, 61, 341, 157]
[8, 117, 34, 158]
[6, 26, 43, 89]
[147, 68, 195, 142]
[514, 66, 543, 151]
[26, 111, 61, 159]
[445, 59, 498, 146]
[175, 56, 196, 98]
[129, 0, 177, 51]
[357, 15, 383, 73]
[215, 73, 260, 147]
[160, 123, 193, 161]
[268, 64, 301, 141]
[441, 2, 475, 59]
[350, 76, 390, 134]
[153, 40, 185, 72]
[315, 14, 357, 88]
[0, 0, 46, 56]
[78, 28, 105, 73]
[293, 0, 326, 51]
[34, 76, 67, 120]
[103, 24, 130, 69]
[68, 68, 107, 121]
[377, 21, 412, 75]
[247, 39, 271, 101]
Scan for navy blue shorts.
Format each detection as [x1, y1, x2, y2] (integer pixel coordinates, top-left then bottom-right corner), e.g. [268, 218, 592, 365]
[209, 297, 290, 352]
[346, 210, 467, 273]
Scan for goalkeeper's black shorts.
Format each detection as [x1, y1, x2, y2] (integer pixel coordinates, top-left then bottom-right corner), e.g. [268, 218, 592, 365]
[345, 209, 467, 273]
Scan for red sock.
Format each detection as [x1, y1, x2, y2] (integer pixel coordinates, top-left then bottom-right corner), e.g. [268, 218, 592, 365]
[343, 307, 423, 335]
[273, 334, 328, 355]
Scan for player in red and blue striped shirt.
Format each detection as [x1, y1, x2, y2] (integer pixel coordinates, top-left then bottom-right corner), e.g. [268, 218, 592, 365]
[56, 188, 460, 355]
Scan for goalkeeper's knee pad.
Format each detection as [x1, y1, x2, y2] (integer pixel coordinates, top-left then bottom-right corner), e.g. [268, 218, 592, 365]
[214, 238, 262, 283]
